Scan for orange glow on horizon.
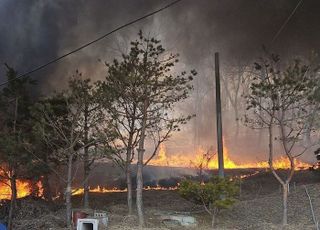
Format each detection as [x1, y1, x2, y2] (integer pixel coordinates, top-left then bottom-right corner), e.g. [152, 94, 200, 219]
[148, 144, 311, 170]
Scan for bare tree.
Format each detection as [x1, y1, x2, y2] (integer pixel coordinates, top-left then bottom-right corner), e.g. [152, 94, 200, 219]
[132, 32, 196, 227]
[68, 73, 115, 209]
[99, 76, 142, 215]
[221, 63, 252, 136]
[102, 31, 196, 226]
[32, 76, 113, 228]
[245, 54, 319, 225]
[189, 147, 215, 182]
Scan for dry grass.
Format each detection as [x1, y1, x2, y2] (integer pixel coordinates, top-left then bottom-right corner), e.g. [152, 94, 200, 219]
[5, 169, 320, 229]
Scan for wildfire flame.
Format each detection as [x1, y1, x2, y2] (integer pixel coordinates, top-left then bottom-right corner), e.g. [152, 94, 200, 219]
[149, 144, 311, 170]
[71, 185, 178, 196]
[0, 143, 311, 200]
[72, 186, 127, 196]
[0, 179, 43, 200]
[0, 167, 44, 200]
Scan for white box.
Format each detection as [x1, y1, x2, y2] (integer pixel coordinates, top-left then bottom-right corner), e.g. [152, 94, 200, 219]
[77, 218, 99, 230]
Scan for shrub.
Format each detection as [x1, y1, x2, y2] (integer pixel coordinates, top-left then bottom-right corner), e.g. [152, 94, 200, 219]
[179, 176, 238, 228]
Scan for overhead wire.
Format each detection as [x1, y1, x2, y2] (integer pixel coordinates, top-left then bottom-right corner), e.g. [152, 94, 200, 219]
[0, 0, 183, 87]
[0, 0, 304, 87]
[271, 0, 303, 44]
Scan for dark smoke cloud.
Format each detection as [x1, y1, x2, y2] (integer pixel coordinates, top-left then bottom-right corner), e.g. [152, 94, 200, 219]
[1, 0, 319, 162]
[2, 0, 319, 87]
[0, 0, 164, 89]
[165, 0, 320, 65]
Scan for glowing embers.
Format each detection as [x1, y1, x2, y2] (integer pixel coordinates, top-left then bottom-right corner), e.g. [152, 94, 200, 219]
[148, 144, 311, 170]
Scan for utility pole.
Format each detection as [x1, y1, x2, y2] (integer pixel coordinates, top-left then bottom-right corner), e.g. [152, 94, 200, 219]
[215, 52, 224, 178]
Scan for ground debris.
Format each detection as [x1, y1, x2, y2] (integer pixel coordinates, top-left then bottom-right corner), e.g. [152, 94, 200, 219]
[1, 197, 66, 230]
[1, 173, 320, 229]
[13, 213, 66, 230]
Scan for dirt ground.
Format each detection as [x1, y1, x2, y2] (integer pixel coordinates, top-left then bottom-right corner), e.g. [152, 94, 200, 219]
[4, 169, 320, 229]
[71, 186, 319, 230]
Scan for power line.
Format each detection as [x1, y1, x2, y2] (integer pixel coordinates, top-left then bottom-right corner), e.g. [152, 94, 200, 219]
[271, 0, 303, 44]
[0, 0, 183, 87]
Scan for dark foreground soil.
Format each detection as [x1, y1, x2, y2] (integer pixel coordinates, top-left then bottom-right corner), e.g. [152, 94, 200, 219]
[2, 169, 320, 229]
[71, 185, 320, 230]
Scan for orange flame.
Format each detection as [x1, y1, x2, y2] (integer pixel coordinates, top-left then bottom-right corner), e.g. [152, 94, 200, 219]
[0, 168, 44, 200]
[148, 144, 311, 170]
[72, 186, 127, 195]
[71, 185, 177, 196]
[0, 179, 43, 200]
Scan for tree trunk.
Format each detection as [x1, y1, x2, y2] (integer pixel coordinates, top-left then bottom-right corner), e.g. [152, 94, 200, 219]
[8, 171, 17, 230]
[278, 111, 295, 226]
[136, 100, 148, 227]
[83, 105, 90, 209]
[126, 165, 133, 215]
[42, 174, 52, 201]
[126, 134, 134, 214]
[234, 104, 240, 138]
[30, 178, 40, 197]
[136, 148, 145, 227]
[66, 154, 73, 228]
[268, 120, 287, 225]
[282, 183, 288, 225]
[83, 146, 90, 209]
[211, 213, 215, 229]
[8, 98, 18, 230]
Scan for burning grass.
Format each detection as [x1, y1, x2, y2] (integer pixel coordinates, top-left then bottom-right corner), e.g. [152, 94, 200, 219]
[0, 143, 312, 201]
[71, 185, 178, 196]
[148, 144, 311, 170]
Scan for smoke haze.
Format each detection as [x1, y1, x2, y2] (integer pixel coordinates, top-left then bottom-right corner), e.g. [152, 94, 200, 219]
[1, 0, 319, 163]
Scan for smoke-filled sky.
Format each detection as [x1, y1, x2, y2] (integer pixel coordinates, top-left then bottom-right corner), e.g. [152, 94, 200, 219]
[1, 0, 320, 163]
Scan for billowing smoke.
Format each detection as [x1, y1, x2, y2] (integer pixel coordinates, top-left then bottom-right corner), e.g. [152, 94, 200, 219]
[1, 0, 319, 163]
